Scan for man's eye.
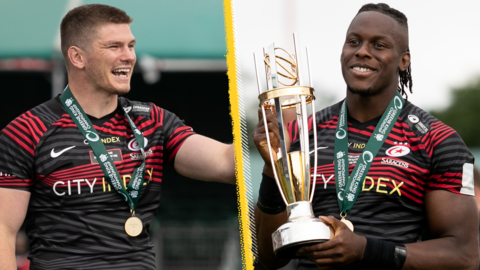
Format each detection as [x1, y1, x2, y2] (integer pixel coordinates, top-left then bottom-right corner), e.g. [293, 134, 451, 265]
[374, 43, 385, 48]
[110, 45, 118, 49]
[348, 40, 359, 45]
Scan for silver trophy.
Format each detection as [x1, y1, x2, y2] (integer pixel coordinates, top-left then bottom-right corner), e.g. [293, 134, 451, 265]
[254, 34, 331, 258]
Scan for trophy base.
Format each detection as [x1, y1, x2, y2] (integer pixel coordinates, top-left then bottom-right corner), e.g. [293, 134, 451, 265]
[275, 239, 325, 259]
[272, 214, 331, 259]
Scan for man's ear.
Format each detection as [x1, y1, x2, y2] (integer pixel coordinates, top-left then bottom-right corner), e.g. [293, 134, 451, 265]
[67, 46, 86, 70]
[398, 51, 411, 72]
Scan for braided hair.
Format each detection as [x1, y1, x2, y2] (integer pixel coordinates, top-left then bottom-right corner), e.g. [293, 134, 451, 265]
[357, 3, 413, 98]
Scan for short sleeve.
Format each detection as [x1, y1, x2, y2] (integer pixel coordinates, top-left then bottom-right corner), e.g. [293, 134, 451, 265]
[159, 108, 195, 165]
[425, 122, 475, 196]
[0, 112, 43, 191]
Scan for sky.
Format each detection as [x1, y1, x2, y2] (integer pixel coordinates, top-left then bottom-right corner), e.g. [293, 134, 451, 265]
[234, 0, 480, 124]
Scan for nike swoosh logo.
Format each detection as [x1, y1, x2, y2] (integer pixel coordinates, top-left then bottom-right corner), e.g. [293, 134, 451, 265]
[51, 146, 76, 158]
[309, 146, 328, 154]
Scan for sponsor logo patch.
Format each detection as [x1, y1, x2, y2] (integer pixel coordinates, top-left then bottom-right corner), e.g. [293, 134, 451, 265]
[348, 153, 360, 165]
[89, 149, 123, 164]
[415, 122, 429, 134]
[408, 114, 419, 123]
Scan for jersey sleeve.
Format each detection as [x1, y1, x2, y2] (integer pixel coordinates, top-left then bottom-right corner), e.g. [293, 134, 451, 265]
[424, 121, 475, 195]
[155, 107, 195, 165]
[0, 112, 46, 191]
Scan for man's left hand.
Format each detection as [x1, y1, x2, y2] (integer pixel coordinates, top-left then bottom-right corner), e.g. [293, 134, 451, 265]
[296, 216, 367, 270]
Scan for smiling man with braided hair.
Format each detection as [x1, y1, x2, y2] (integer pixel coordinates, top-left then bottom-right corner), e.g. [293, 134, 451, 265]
[253, 3, 479, 270]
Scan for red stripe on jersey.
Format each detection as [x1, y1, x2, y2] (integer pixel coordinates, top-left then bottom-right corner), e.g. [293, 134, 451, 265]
[110, 114, 126, 125]
[0, 177, 34, 187]
[91, 126, 127, 136]
[432, 129, 455, 149]
[21, 114, 44, 139]
[427, 184, 462, 193]
[166, 127, 194, 164]
[103, 121, 129, 131]
[26, 111, 47, 132]
[443, 172, 463, 178]
[5, 124, 36, 148]
[308, 115, 314, 132]
[140, 124, 160, 137]
[292, 120, 299, 142]
[16, 117, 41, 144]
[347, 126, 373, 137]
[2, 129, 34, 156]
[136, 119, 153, 131]
[159, 107, 164, 126]
[0, 182, 32, 187]
[10, 120, 37, 144]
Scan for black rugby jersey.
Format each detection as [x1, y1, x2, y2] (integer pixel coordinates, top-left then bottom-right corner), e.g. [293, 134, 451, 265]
[0, 96, 194, 270]
[287, 100, 474, 270]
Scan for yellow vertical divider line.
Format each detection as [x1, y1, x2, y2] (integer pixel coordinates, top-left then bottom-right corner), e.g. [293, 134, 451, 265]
[224, 0, 254, 269]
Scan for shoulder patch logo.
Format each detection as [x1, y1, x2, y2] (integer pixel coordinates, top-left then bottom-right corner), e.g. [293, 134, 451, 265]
[408, 114, 419, 123]
[124, 106, 132, 113]
[132, 105, 151, 114]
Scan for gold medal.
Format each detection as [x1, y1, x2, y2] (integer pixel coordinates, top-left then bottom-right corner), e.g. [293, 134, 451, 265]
[125, 216, 143, 237]
[340, 213, 354, 231]
[341, 217, 354, 232]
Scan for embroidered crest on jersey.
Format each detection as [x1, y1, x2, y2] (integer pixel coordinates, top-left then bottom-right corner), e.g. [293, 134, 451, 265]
[128, 137, 149, 152]
[385, 142, 410, 157]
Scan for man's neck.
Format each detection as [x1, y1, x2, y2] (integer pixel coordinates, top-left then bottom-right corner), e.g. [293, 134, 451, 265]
[345, 89, 398, 123]
[68, 82, 118, 119]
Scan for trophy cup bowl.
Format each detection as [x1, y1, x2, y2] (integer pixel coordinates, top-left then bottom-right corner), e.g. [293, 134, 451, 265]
[254, 34, 331, 259]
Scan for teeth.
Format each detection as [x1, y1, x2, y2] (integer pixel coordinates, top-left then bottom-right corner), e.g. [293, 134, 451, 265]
[353, 67, 373, 72]
[113, 69, 130, 73]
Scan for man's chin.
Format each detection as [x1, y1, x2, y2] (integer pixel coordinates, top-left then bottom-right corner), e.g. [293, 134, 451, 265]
[347, 86, 373, 97]
[109, 85, 131, 96]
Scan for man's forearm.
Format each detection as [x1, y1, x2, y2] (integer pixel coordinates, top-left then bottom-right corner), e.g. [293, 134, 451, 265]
[0, 227, 17, 270]
[254, 206, 290, 269]
[174, 135, 236, 184]
[403, 236, 479, 270]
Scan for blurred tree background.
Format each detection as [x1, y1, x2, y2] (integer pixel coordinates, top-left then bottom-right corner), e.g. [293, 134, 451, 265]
[430, 78, 480, 147]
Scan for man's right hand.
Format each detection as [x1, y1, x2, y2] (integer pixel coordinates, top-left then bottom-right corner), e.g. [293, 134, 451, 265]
[252, 107, 291, 178]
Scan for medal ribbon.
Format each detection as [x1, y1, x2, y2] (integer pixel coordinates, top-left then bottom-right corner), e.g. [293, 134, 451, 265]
[334, 92, 404, 215]
[60, 86, 147, 212]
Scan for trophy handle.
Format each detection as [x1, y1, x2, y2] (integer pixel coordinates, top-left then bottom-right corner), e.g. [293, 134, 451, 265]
[306, 45, 318, 203]
[254, 53, 289, 206]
